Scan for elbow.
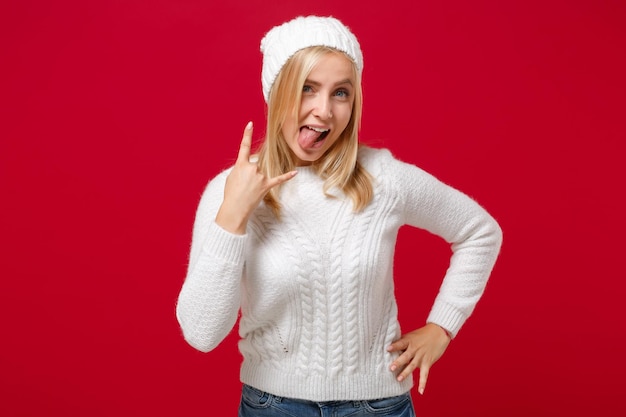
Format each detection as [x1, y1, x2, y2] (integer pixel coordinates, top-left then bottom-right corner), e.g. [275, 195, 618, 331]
[181, 330, 219, 353]
[488, 215, 503, 249]
[479, 214, 503, 259]
[465, 212, 503, 254]
[475, 215, 502, 256]
[492, 216, 503, 249]
[175, 306, 220, 353]
[178, 320, 222, 353]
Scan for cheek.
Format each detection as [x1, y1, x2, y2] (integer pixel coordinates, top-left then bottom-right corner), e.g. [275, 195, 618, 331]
[282, 116, 298, 139]
[336, 106, 353, 130]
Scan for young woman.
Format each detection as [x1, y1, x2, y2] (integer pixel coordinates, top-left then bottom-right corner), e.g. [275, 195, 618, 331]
[176, 15, 502, 417]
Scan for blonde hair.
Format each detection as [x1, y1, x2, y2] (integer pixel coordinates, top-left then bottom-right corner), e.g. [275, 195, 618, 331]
[257, 46, 373, 217]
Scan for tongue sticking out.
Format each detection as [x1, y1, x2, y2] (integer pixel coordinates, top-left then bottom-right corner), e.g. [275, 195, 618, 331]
[298, 127, 325, 149]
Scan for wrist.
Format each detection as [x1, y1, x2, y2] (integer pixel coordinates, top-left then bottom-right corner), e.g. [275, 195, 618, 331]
[215, 204, 249, 235]
[439, 325, 452, 340]
[429, 322, 452, 340]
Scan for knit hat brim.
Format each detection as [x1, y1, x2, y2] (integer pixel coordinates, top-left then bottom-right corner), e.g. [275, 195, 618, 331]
[260, 16, 363, 102]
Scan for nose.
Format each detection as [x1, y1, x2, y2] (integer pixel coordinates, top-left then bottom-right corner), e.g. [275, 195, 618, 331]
[312, 94, 332, 120]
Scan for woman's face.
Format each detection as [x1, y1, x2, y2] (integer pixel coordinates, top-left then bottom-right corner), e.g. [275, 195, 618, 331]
[281, 52, 356, 166]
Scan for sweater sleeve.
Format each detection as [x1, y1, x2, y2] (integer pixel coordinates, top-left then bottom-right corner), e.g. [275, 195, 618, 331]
[381, 150, 503, 338]
[176, 169, 247, 352]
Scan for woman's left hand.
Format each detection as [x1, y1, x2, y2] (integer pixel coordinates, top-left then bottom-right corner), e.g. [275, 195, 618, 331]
[387, 323, 451, 395]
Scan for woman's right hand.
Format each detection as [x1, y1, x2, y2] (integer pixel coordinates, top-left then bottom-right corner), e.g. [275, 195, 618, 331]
[215, 121, 297, 234]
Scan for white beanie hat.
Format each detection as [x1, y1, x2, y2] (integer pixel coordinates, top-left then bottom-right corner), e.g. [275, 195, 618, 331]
[260, 15, 363, 102]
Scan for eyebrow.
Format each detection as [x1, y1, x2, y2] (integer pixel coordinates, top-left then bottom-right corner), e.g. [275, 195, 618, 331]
[305, 79, 354, 87]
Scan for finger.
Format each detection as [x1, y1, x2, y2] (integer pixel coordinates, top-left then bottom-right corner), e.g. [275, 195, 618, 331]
[389, 348, 412, 372]
[237, 121, 253, 163]
[387, 338, 409, 353]
[395, 355, 419, 382]
[418, 365, 430, 395]
[266, 170, 298, 189]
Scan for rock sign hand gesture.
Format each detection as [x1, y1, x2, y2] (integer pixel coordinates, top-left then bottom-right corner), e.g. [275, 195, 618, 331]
[215, 122, 297, 235]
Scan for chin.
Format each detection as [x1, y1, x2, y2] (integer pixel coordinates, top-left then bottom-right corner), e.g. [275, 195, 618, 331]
[295, 154, 319, 166]
[291, 148, 321, 166]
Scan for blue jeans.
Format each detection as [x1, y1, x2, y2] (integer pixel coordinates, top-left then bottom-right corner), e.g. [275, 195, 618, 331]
[238, 384, 416, 417]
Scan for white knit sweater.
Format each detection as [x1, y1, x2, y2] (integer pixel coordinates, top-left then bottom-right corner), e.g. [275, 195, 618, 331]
[176, 147, 502, 401]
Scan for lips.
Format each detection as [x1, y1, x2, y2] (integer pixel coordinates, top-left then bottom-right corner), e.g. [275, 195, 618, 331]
[297, 125, 330, 149]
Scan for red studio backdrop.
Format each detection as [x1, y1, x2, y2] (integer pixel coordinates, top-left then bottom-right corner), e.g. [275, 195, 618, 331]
[1, 1, 625, 416]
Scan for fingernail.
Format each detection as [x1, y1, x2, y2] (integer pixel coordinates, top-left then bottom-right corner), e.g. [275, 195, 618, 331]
[419, 387, 425, 395]
[390, 365, 396, 372]
[246, 121, 253, 130]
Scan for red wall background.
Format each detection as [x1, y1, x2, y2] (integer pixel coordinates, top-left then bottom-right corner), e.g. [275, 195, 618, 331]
[2, 1, 625, 416]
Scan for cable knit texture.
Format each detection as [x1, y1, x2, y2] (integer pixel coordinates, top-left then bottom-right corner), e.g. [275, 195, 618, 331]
[176, 147, 502, 401]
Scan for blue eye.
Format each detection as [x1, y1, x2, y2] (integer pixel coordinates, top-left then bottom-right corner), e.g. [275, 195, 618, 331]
[303, 85, 313, 93]
[335, 89, 349, 98]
